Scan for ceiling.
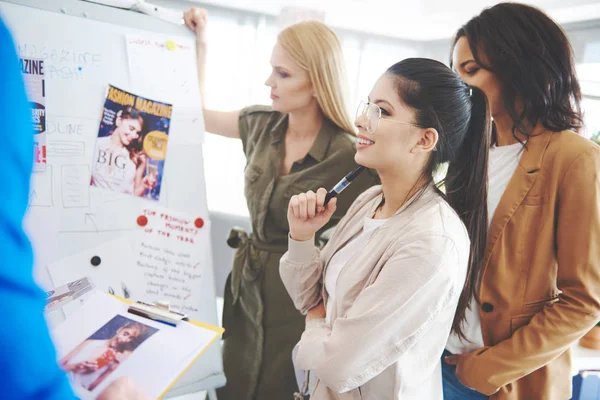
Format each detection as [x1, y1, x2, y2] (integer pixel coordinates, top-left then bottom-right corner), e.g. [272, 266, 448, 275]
[188, 0, 600, 40]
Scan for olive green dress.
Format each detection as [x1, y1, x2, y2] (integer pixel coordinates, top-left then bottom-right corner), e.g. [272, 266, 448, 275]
[217, 105, 379, 400]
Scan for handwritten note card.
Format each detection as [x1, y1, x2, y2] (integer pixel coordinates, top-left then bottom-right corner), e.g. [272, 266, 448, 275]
[126, 35, 204, 145]
[131, 206, 210, 318]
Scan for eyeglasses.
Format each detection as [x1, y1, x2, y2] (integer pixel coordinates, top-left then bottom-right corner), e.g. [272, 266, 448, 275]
[356, 100, 421, 134]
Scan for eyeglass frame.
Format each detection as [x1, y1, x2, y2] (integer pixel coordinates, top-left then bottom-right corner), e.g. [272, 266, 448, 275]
[356, 100, 423, 134]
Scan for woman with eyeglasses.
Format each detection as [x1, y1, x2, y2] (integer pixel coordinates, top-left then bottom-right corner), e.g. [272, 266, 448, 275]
[184, 8, 378, 400]
[442, 4, 600, 400]
[280, 57, 491, 399]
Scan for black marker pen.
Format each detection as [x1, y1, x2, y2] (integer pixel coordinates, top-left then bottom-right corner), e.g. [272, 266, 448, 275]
[324, 165, 366, 206]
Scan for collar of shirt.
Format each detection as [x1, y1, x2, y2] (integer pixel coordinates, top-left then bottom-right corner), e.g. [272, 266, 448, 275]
[269, 113, 340, 163]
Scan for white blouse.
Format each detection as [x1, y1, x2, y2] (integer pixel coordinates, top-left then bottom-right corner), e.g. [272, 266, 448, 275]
[324, 216, 388, 324]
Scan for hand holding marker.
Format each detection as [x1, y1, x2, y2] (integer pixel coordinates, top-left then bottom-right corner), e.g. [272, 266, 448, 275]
[287, 165, 366, 242]
[324, 165, 366, 206]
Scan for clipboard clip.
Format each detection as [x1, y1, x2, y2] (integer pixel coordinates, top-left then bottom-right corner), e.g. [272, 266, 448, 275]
[128, 300, 188, 327]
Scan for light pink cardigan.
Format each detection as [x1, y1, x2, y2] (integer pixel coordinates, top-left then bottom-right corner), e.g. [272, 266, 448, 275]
[280, 185, 470, 399]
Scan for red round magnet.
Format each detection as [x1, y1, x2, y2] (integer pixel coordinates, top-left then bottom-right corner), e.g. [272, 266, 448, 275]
[137, 215, 148, 227]
[194, 217, 204, 228]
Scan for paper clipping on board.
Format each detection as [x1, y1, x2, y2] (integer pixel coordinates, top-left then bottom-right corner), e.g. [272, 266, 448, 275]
[45, 276, 96, 328]
[19, 57, 46, 170]
[45, 276, 95, 313]
[52, 291, 222, 399]
[128, 206, 211, 318]
[126, 35, 204, 145]
[90, 85, 171, 201]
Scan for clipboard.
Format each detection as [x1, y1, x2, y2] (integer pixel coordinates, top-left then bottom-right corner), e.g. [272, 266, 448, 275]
[118, 295, 225, 398]
[52, 290, 224, 399]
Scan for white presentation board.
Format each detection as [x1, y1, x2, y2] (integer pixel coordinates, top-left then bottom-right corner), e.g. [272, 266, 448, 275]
[0, 0, 225, 396]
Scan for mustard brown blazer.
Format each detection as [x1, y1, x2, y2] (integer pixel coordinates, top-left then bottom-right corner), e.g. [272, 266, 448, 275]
[460, 129, 600, 399]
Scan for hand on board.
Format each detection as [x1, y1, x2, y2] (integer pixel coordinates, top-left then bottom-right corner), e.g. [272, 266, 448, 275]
[288, 188, 337, 242]
[184, 8, 208, 45]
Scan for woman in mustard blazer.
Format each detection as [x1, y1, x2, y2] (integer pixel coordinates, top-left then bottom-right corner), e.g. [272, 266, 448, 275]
[443, 3, 600, 400]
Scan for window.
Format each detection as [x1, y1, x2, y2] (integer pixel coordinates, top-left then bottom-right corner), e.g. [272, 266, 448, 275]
[578, 63, 600, 139]
[202, 15, 275, 217]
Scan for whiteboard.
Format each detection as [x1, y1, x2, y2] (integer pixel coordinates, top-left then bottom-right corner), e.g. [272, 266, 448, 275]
[0, 0, 224, 396]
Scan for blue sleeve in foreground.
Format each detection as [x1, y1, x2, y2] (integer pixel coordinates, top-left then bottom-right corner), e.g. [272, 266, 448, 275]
[0, 18, 77, 400]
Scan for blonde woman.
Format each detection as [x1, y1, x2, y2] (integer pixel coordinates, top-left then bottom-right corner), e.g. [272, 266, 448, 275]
[185, 8, 378, 400]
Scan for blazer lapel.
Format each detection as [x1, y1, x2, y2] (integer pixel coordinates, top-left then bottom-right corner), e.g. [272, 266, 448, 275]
[479, 131, 554, 289]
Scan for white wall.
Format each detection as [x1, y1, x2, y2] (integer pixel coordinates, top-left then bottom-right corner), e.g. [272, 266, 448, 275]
[185, 0, 600, 40]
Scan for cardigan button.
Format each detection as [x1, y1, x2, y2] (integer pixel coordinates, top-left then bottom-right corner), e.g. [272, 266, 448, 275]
[482, 302, 494, 313]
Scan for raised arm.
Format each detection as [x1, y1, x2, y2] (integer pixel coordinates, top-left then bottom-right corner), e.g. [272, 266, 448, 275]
[184, 8, 240, 139]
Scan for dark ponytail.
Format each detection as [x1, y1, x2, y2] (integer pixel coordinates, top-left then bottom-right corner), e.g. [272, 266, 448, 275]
[386, 59, 491, 339]
[445, 86, 490, 340]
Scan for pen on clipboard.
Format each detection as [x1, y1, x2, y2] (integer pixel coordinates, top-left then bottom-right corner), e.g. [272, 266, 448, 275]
[128, 308, 177, 327]
[323, 165, 366, 207]
[127, 300, 188, 328]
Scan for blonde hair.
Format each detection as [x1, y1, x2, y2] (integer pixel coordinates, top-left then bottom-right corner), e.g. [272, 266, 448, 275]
[278, 21, 356, 135]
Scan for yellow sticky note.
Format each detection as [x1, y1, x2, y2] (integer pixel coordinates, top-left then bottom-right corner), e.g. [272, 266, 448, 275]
[165, 40, 177, 51]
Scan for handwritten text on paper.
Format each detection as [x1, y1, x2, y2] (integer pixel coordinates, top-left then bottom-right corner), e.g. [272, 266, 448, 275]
[133, 207, 209, 316]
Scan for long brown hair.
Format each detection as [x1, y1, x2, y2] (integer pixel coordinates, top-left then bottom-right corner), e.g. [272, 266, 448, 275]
[451, 2, 583, 140]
